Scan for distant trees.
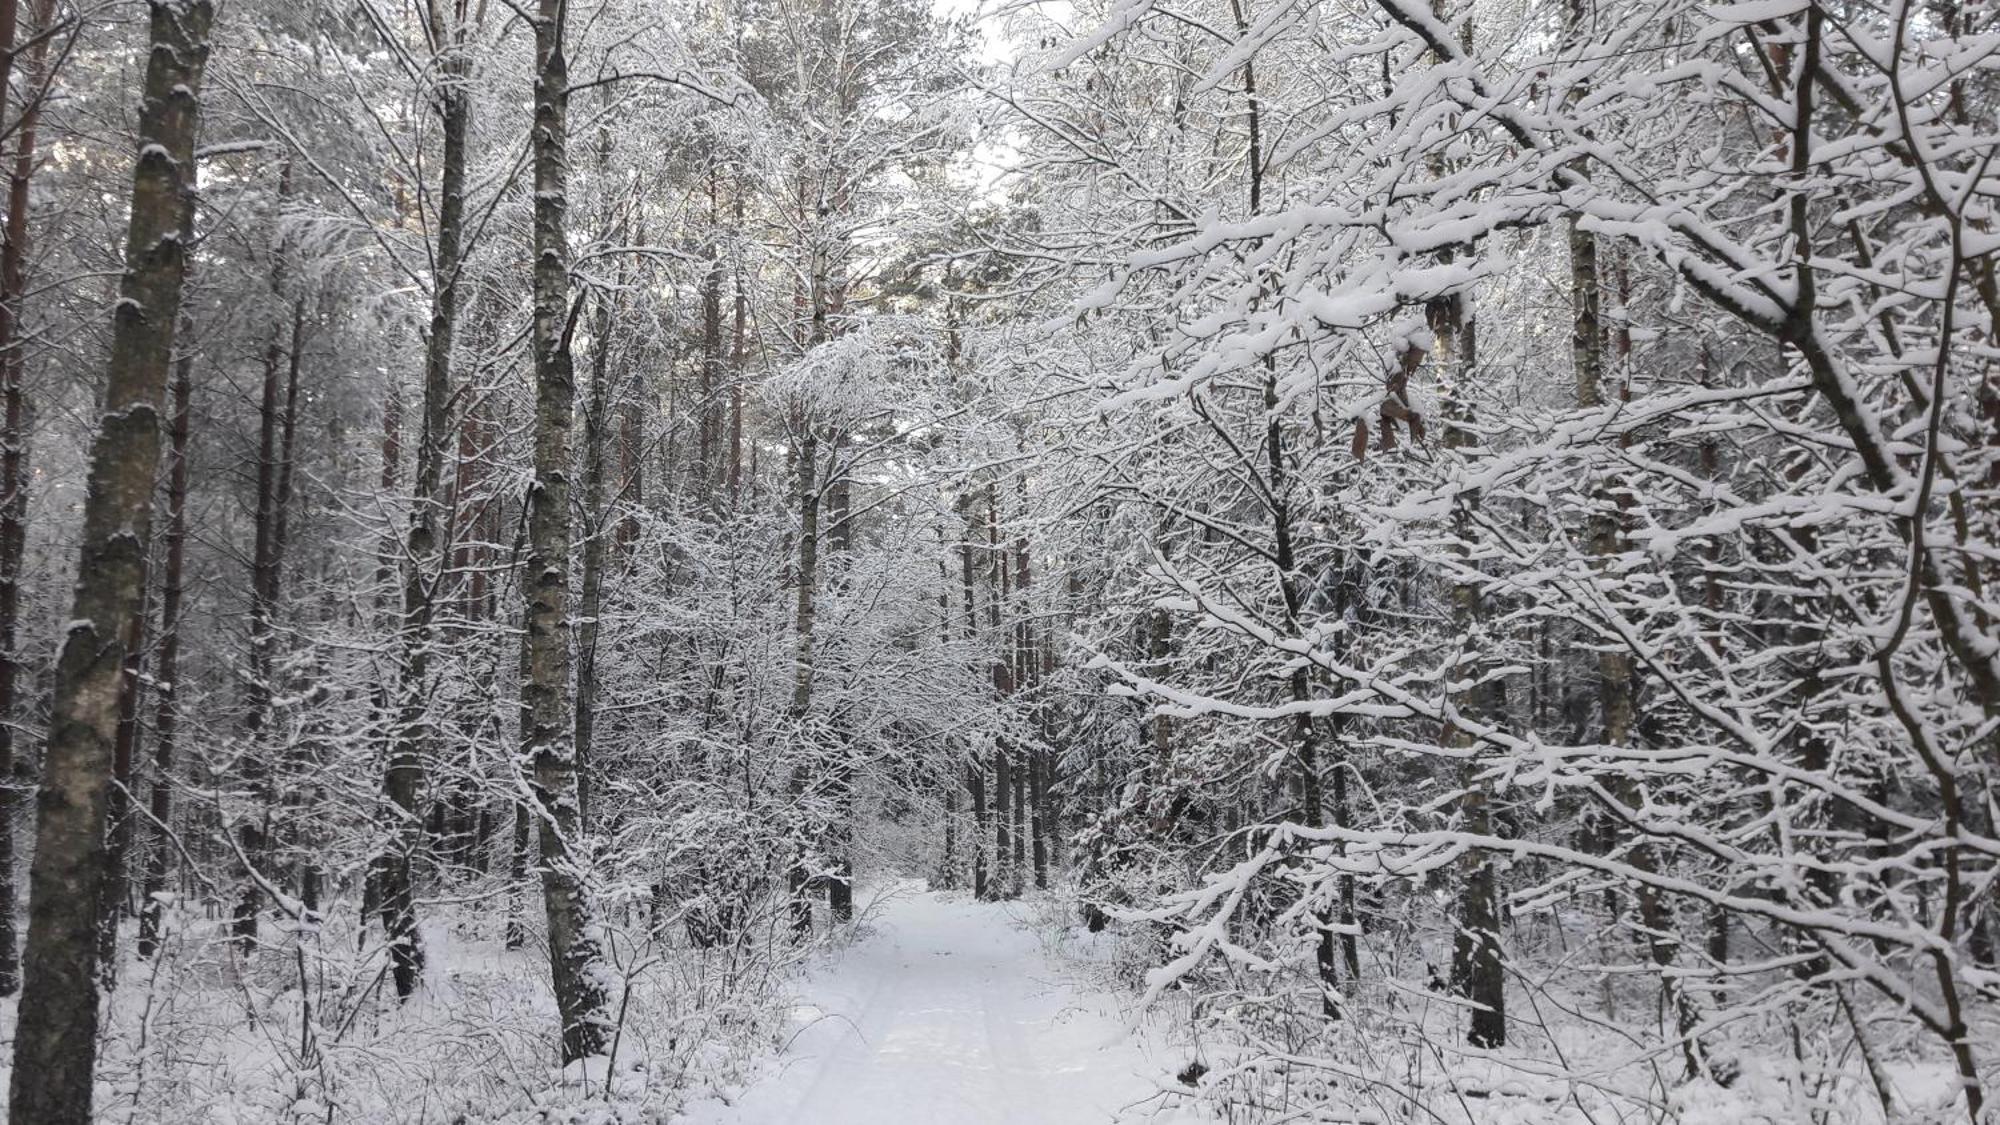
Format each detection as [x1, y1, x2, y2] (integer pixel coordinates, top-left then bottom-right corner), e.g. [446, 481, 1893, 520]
[0, 0, 1000, 1116]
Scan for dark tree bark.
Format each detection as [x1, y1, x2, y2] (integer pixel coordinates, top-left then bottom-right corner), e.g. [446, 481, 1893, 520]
[575, 216, 619, 834]
[575, 131, 631, 834]
[378, 0, 474, 999]
[823, 433, 854, 923]
[986, 489, 1016, 897]
[786, 423, 820, 941]
[7, 3, 211, 1119]
[235, 162, 300, 949]
[727, 182, 746, 511]
[958, 499, 989, 899]
[1436, 312, 1506, 1050]
[0, 0, 63, 1000]
[575, 317, 609, 833]
[525, 0, 612, 1062]
[1229, 0, 1349, 1013]
[97, 588, 148, 976]
[505, 796, 528, 950]
[697, 162, 724, 504]
[138, 335, 193, 960]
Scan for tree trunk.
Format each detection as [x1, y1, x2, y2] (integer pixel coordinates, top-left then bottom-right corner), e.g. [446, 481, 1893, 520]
[1563, 68, 1708, 1071]
[505, 796, 528, 950]
[993, 745, 1012, 899]
[727, 183, 746, 511]
[236, 164, 299, 949]
[0, 0, 63, 1000]
[697, 163, 724, 505]
[7, 4, 211, 1119]
[378, 0, 474, 999]
[1231, 6, 1346, 1011]
[138, 339, 193, 960]
[575, 203, 622, 832]
[525, 0, 611, 1062]
[958, 510, 988, 899]
[97, 590, 148, 977]
[786, 424, 820, 940]
[824, 438, 854, 922]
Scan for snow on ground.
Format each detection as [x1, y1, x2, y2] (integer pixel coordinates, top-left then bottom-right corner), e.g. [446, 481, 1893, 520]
[674, 886, 1209, 1125]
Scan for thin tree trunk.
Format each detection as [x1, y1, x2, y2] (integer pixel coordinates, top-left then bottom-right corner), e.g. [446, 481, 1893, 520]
[505, 796, 528, 950]
[1232, 0, 1345, 1013]
[1010, 744, 1025, 886]
[236, 163, 298, 949]
[786, 425, 820, 940]
[986, 489, 1015, 897]
[824, 440, 853, 924]
[1562, 47, 1707, 1067]
[378, 0, 474, 999]
[727, 183, 746, 511]
[98, 588, 148, 977]
[575, 166, 623, 832]
[274, 296, 313, 909]
[697, 163, 723, 505]
[525, 0, 611, 1061]
[7, 4, 211, 1118]
[138, 338, 193, 960]
[0, 0, 63, 1000]
[1436, 281, 1505, 1048]
[958, 507, 988, 900]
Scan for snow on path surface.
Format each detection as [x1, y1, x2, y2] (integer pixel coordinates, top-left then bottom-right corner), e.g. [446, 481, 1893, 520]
[675, 887, 1206, 1125]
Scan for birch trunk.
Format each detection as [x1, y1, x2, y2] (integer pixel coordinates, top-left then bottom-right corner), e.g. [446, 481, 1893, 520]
[525, 0, 611, 1061]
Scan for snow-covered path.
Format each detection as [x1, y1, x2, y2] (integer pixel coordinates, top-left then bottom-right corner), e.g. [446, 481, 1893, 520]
[675, 889, 1203, 1125]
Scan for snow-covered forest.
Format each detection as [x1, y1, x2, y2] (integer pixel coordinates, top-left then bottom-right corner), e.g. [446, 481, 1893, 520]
[0, 0, 1993, 1121]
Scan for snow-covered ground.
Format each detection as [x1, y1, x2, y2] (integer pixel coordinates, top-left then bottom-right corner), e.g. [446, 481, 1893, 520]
[675, 888, 1207, 1125]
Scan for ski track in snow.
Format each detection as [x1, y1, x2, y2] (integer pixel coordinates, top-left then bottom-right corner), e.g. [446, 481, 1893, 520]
[676, 889, 1204, 1125]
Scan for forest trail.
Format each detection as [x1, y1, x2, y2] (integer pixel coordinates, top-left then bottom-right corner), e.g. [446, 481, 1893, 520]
[676, 887, 1203, 1125]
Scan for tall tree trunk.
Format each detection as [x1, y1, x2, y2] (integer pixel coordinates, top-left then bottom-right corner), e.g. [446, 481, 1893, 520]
[958, 505, 988, 900]
[0, 0, 62, 1000]
[786, 425, 820, 940]
[1231, 0, 1347, 1013]
[97, 588, 148, 977]
[824, 440, 854, 923]
[1561, 24, 1707, 1064]
[986, 488, 1015, 897]
[505, 796, 528, 950]
[994, 750, 1012, 899]
[274, 296, 313, 909]
[1010, 743, 1025, 886]
[1435, 280, 1506, 1049]
[525, 0, 611, 1062]
[575, 148, 623, 833]
[236, 163, 298, 949]
[576, 301, 611, 834]
[7, 4, 211, 1119]
[727, 183, 746, 511]
[697, 163, 724, 505]
[378, 0, 473, 999]
[138, 338, 193, 960]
